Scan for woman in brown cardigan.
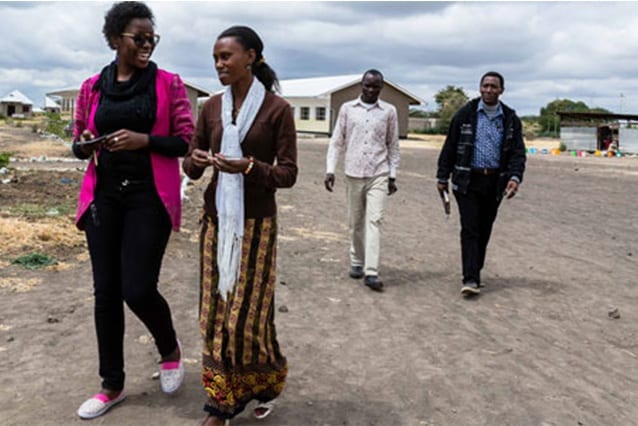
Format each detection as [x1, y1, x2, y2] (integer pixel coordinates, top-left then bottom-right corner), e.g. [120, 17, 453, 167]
[182, 26, 297, 426]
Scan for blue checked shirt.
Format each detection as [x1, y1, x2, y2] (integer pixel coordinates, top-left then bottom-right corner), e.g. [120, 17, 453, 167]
[472, 100, 504, 169]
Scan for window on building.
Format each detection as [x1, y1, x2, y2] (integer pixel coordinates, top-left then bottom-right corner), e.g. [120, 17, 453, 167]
[291, 106, 295, 118]
[22, 105, 31, 113]
[300, 107, 310, 120]
[315, 107, 326, 121]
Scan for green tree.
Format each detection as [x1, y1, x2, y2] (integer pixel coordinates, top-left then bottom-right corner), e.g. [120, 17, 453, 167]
[434, 85, 469, 133]
[589, 107, 613, 114]
[539, 99, 614, 136]
[539, 99, 589, 135]
[408, 108, 428, 118]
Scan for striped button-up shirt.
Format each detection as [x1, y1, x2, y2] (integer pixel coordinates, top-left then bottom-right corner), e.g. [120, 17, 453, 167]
[472, 100, 503, 169]
[326, 97, 400, 178]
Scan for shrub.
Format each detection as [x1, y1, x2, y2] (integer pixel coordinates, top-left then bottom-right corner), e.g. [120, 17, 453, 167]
[409, 127, 442, 135]
[558, 141, 567, 152]
[0, 151, 11, 168]
[45, 112, 67, 139]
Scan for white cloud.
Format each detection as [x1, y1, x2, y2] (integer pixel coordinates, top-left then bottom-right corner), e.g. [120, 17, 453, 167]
[2, 1, 638, 115]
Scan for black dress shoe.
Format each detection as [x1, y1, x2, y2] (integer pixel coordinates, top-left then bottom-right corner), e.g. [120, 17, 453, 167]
[349, 265, 364, 279]
[364, 275, 384, 292]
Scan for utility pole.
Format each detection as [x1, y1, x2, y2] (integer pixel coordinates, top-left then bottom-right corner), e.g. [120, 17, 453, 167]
[619, 92, 625, 114]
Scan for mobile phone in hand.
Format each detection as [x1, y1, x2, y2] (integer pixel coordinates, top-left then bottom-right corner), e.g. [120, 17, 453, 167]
[76, 133, 110, 146]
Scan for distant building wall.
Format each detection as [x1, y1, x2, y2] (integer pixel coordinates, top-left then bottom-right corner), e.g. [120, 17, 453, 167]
[619, 127, 638, 153]
[561, 127, 597, 151]
[408, 117, 439, 131]
[286, 96, 331, 134]
[329, 84, 413, 138]
[184, 87, 201, 119]
[0, 102, 32, 118]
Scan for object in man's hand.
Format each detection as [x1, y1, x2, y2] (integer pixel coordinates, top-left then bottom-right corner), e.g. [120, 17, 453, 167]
[439, 188, 450, 215]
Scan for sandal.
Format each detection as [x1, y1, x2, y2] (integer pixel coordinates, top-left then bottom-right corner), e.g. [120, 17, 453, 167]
[160, 340, 184, 394]
[254, 400, 275, 419]
[201, 415, 229, 426]
[77, 390, 126, 419]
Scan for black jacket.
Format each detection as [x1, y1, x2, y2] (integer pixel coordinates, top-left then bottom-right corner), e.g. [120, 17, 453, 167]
[436, 98, 526, 200]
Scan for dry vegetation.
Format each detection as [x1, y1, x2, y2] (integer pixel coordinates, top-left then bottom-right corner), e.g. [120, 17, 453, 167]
[0, 122, 84, 271]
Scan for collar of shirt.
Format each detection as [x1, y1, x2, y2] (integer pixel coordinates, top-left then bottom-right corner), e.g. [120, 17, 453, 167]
[477, 99, 503, 117]
[355, 96, 383, 110]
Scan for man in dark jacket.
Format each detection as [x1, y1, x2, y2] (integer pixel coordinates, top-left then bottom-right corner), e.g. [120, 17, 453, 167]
[436, 71, 526, 296]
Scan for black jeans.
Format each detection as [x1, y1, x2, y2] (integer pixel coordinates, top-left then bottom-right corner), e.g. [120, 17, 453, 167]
[454, 174, 501, 285]
[84, 182, 177, 391]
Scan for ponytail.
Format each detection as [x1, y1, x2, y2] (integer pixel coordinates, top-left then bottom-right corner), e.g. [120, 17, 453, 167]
[253, 60, 279, 93]
[217, 26, 280, 93]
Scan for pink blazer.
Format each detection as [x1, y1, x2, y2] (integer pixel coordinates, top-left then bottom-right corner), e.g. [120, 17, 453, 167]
[74, 68, 194, 231]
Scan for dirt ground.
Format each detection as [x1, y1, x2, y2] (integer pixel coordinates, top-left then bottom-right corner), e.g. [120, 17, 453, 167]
[0, 125, 636, 426]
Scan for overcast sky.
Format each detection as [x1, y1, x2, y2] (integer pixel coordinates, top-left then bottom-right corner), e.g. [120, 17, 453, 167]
[2, 1, 638, 116]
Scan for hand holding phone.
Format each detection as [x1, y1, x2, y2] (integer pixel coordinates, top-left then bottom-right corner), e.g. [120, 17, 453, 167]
[75, 133, 109, 146]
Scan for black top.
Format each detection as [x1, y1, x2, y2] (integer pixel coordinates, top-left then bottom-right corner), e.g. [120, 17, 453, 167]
[94, 63, 156, 185]
[71, 61, 189, 190]
[436, 97, 526, 199]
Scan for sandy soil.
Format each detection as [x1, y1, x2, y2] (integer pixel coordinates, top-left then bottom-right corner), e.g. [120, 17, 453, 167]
[0, 126, 637, 425]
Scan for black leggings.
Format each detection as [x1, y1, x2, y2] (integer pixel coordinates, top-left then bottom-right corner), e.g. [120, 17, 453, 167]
[84, 184, 177, 391]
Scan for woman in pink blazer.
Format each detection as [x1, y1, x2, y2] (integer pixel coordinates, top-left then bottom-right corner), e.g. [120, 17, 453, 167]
[72, 1, 194, 420]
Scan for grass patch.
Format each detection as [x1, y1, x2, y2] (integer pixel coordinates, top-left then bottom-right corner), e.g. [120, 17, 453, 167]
[12, 252, 58, 270]
[0, 152, 11, 168]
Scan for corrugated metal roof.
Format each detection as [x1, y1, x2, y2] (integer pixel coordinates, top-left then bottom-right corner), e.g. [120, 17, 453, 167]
[279, 74, 422, 105]
[44, 96, 61, 109]
[0, 89, 33, 105]
[280, 75, 361, 97]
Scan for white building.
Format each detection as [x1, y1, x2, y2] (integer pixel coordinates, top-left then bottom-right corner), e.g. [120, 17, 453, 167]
[280, 74, 421, 138]
[0, 90, 34, 118]
[44, 96, 61, 114]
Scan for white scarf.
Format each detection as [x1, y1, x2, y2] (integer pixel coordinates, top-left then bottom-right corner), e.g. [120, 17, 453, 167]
[216, 78, 265, 301]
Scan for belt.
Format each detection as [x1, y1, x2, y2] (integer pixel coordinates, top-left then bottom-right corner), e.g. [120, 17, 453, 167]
[471, 168, 499, 176]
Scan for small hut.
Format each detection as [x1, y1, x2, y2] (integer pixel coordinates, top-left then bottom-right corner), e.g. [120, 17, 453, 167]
[44, 96, 62, 114]
[0, 90, 34, 118]
[558, 111, 638, 153]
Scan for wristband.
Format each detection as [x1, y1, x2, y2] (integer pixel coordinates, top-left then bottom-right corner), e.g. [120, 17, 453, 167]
[243, 156, 255, 175]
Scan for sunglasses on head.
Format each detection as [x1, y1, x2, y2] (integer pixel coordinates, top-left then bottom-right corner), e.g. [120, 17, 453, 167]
[120, 32, 160, 47]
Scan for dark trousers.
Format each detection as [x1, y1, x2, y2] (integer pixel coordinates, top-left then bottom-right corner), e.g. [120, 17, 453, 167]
[84, 184, 177, 391]
[454, 174, 501, 285]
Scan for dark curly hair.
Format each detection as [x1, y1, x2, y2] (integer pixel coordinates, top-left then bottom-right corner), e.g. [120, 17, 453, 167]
[217, 26, 279, 93]
[102, 1, 154, 50]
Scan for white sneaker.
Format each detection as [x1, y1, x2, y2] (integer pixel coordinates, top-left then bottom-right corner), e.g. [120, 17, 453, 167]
[77, 390, 126, 419]
[160, 340, 184, 394]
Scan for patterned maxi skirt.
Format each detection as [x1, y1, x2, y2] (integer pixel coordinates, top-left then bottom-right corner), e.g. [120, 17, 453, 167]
[199, 213, 287, 419]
